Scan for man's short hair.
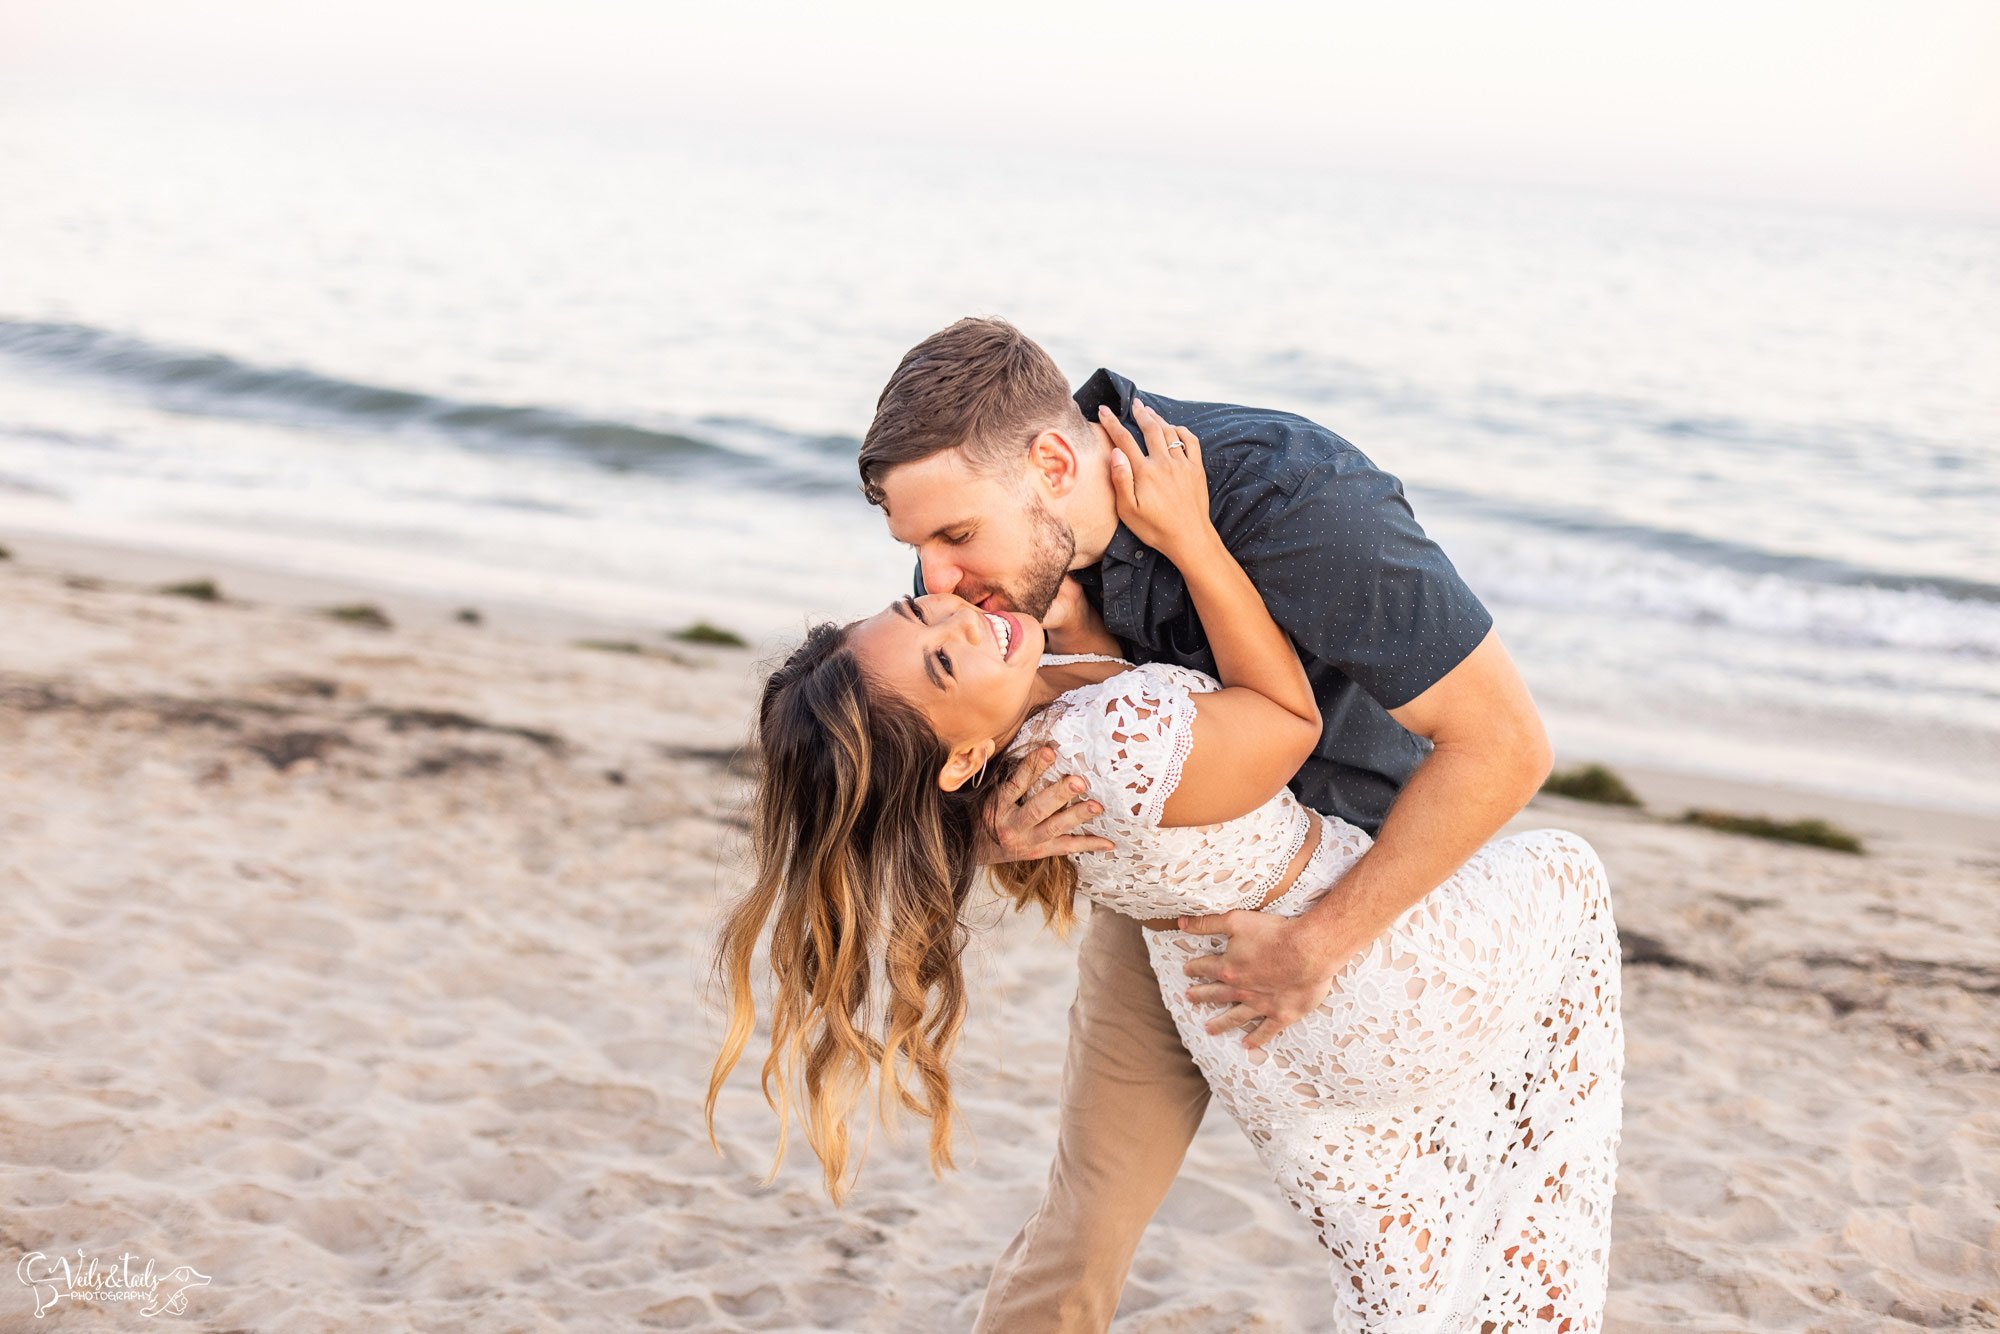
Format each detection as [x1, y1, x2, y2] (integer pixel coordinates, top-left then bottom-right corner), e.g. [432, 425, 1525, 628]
[858, 317, 1089, 508]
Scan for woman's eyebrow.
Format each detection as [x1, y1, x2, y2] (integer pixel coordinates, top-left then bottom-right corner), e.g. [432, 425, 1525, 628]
[893, 598, 945, 689]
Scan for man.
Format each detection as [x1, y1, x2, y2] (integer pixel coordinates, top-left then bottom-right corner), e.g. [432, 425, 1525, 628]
[858, 317, 1552, 1331]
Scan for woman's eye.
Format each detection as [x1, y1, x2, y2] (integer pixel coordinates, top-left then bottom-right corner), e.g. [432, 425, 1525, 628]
[936, 647, 954, 678]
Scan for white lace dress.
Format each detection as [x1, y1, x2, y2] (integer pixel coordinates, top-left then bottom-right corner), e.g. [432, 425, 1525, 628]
[1008, 655, 1624, 1331]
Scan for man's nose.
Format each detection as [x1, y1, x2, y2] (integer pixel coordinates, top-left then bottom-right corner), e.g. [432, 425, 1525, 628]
[919, 554, 961, 597]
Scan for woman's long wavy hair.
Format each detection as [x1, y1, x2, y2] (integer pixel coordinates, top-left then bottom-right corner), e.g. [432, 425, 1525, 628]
[706, 619, 1078, 1203]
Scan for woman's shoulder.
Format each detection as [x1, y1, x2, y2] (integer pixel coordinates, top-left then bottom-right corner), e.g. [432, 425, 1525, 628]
[1008, 660, 1217, 761]
[1133, 659, 1221, 695]
[1051, 661, 1214, 716]
[1044, 657, 1219, 695]
[1072, 659, 1220, 706]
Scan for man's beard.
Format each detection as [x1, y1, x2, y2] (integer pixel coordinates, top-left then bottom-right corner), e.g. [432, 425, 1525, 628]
[1008, 496, 1077, 620]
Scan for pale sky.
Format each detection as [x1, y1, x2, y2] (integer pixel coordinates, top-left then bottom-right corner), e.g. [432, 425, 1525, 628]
[6, 0, 1998, 217]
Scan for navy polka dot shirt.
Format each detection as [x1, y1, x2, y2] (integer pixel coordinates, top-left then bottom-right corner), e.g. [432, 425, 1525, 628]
[1066, 368, 1492, 835]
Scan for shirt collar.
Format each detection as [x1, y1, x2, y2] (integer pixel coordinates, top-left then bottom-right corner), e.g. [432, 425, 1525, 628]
[1072, 366, 1132, 420]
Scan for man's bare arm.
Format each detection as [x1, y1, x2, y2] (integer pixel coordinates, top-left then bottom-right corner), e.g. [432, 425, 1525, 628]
[1177, 628, 1552, 1045]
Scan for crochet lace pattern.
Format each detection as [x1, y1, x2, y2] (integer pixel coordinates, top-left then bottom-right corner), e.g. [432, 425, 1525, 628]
[1008, 656, 1624, 1329]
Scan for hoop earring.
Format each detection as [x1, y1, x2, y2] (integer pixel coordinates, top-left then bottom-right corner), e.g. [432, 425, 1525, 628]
[974, 756, 989, 786]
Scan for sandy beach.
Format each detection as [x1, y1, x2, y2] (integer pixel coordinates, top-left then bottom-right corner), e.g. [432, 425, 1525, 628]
[2, 535, 1996, 1333]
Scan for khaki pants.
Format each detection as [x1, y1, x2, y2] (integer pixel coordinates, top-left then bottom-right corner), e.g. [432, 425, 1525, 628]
[972, 906, 1211, 1332]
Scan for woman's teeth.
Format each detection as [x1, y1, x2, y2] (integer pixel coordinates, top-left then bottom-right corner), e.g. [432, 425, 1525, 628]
[984, 612, 1012, 658]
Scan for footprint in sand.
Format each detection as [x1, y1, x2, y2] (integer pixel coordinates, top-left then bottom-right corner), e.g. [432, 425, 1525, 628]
[457, 1149, 565, 1209]
[637, 1294, 715, 1329]
[0, 1112, 125, 1171]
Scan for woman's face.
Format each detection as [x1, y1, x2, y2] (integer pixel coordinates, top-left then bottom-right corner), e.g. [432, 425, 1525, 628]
[846, 592, 1047, 788]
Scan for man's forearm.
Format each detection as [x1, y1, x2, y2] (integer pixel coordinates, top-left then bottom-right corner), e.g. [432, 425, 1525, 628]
[1295, 734, 1543, 960]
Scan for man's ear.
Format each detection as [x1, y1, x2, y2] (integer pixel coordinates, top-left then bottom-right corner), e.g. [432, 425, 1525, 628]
[1027, 428, 1082, 499]
[937, 738, 996, 792]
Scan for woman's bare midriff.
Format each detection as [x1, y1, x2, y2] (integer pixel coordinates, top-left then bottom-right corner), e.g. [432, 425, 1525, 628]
[1140, 808, 1324, 931]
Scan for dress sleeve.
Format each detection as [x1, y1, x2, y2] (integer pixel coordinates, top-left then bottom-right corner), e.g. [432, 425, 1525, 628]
[1074, 664, 1200, 828]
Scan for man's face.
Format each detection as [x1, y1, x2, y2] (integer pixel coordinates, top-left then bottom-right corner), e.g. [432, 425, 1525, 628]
[877, 449, 1077, 619]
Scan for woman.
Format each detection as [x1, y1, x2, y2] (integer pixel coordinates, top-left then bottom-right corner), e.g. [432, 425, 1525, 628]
[708, 413, 1623, 1328]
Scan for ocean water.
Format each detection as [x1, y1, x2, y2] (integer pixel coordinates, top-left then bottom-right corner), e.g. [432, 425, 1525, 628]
[3, 93, 1995, 813]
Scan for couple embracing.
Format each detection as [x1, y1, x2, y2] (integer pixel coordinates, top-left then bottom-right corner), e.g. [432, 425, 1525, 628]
[709, 317, 1624, 1331]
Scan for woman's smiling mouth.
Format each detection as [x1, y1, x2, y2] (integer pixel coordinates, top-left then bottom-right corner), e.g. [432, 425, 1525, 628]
[982, 610, 1019, 660]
